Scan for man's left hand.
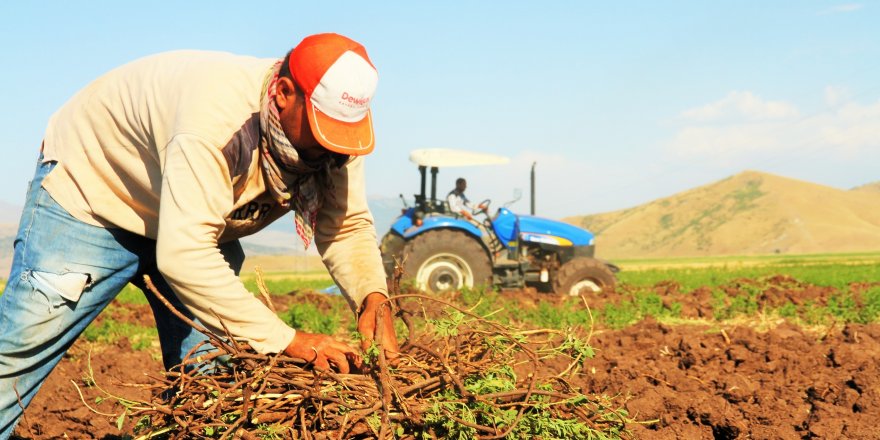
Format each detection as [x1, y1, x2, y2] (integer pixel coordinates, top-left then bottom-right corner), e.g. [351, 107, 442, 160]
[357, 292, 400, 364]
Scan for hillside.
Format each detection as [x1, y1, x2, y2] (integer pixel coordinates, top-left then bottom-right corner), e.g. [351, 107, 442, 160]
[0, 225, 15, 279]
[851, 181, 880, 195]
[0, 197, 404, 278]
[3, 174, 879, 276]
[565, 171, 880, 259]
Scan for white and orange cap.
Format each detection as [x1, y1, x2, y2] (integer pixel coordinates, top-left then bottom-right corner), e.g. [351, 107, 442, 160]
[290, 33, 378, 156]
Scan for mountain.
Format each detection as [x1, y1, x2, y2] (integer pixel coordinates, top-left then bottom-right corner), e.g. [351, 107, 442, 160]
[0, 224, 16, 279]
[0, 201, 22, 225]
[564, 171, 880, 259]
[0, 196, 405, 277]
[0, 201, 20, 278]
[368, 195, 407, 236]
[3, 171, 879, 276]
[851, 181, 880, 195]
[239, 228, 314, 256]
[238, 196, 403, 254]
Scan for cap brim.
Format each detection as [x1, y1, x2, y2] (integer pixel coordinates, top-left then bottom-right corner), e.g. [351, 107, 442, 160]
[307, 104, 375, 156]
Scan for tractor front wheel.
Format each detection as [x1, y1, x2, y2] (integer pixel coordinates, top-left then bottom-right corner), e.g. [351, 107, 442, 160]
[402, 230, 492, 294]
[553, 257, 616, 296]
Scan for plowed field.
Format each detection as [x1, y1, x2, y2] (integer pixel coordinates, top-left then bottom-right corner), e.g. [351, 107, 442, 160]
[11, 278, 880, 439]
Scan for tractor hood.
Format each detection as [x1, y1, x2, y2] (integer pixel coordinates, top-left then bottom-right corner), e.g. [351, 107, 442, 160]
[518, 215, 594, 247]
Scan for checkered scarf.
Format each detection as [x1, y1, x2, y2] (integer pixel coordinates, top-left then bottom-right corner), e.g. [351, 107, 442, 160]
[259, 61, 334, 249]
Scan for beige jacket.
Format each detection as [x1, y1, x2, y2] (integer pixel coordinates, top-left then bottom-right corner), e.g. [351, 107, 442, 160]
[40, 50, 387, 354]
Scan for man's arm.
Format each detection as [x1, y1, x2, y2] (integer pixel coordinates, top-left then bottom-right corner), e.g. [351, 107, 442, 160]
[315, 156, 399, 357]
[460, 194, 474, 211]
[447, 192, 473, 220]
[155, 135, 297, 354]
[315, 156, 387, 308]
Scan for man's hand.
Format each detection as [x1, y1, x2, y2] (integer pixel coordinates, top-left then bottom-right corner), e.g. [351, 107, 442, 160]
[284, 331, 362, 373]
[357, 292, 400, 363]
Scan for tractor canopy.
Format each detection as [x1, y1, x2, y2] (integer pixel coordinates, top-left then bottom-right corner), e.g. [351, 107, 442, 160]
[405, 148, 510, 217]
[409, 148, 510, 167]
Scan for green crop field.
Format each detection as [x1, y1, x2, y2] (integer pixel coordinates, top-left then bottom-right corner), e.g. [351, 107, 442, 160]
[5, 252, 880, 439]
[1, 252, 878, 346]
[224, 252, 880, 334]
[614, 251, 880, 290]
[2, 251, 867, 300]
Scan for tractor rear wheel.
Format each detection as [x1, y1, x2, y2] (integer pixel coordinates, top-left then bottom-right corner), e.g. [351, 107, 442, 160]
[553, 257, 616, 296]
[402, 230, 492, 293]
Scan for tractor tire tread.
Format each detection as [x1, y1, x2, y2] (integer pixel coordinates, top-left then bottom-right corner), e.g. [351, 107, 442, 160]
[553, 257, 617, 295]
[401, 229, 492, 292]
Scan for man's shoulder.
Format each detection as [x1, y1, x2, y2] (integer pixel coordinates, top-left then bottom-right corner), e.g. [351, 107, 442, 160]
[127, 51, 274, 146]
[120, 50, 275, 72]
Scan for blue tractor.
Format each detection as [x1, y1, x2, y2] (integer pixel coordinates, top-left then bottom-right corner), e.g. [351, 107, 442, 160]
[380, 149, 618, 295]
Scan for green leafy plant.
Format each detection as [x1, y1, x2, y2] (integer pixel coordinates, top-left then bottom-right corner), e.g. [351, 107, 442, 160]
[280, 301, 344, 335]
[82, 316, 157, 351]
[860, 287, 880, 323]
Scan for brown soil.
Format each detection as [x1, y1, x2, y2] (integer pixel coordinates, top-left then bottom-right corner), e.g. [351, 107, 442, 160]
[586, 319, 880, 439]
[12, 337, 160, 440]
[13, 283, 880, 439]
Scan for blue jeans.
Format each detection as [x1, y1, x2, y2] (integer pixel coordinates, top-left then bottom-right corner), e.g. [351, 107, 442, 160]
[0, 158, 244, 439]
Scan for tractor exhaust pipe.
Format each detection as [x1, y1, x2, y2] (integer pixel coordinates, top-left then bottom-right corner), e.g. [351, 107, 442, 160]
[430, 166, 438, 204]
[530, 162, 536, 215]
[418, 165, 426, 206]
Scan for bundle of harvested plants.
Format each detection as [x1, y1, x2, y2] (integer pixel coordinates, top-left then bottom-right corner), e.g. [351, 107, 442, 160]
[109, 276, 628, 439]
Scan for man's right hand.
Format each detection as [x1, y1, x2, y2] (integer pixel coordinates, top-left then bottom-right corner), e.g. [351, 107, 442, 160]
[284, 331, 362, 373]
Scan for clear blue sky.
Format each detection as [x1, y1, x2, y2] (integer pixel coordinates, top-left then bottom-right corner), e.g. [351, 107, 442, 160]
[1, 1, 877, 219]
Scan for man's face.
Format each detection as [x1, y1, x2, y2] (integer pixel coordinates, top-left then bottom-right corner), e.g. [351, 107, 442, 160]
[275, 77, 329, 161]
[457, 180, 467, 192]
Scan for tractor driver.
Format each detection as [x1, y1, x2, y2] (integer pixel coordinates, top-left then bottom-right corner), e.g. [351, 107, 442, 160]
[447, 178, 486, 221]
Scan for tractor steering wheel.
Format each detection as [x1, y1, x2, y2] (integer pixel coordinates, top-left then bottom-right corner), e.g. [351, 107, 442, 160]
[475, 199, 491, 214]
